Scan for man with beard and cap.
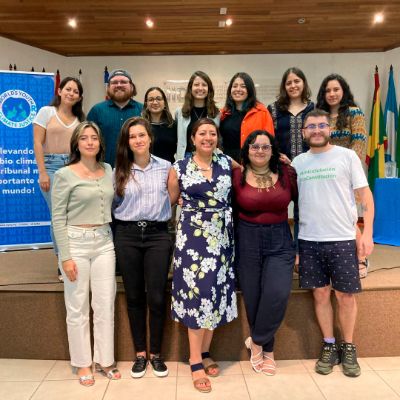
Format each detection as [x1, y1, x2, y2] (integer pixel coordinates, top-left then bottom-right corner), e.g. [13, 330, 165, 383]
[291, 108, 374, 378]
[87, 69, 143, 167]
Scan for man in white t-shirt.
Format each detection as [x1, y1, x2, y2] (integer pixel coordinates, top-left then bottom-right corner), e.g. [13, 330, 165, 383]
[291, 109, 374, 378]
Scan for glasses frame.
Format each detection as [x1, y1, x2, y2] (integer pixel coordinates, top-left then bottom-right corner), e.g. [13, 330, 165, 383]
[249, 143, 273, 152]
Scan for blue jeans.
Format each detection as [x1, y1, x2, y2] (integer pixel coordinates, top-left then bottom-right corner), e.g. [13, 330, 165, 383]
[40, 154, 69, 255]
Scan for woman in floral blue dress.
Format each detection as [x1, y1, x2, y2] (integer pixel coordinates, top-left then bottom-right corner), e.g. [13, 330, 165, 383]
[170, 118, 238, 393]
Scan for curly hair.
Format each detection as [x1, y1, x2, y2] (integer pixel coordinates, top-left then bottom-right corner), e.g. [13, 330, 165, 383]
[316, 73, 357, 131]
[239, 130, 284, 187]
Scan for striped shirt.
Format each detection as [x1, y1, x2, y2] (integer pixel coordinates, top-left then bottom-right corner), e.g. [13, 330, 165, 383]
[113, 155, 172, 221]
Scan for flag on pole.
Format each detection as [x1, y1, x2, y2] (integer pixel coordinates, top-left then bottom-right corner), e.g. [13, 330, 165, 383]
[397, 104, 400, 173]
[104, 66, 109, 99]
[384, 65, 398, 163]
[366, 66, 386, 192]
[54, 69, 61, 95]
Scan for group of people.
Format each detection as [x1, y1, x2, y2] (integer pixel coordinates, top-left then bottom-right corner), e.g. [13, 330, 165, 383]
[32, 66, 374, 392]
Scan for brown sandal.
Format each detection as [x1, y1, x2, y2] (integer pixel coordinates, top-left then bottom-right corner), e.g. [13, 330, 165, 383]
[202, 352, 220, 377]
[190, 362, 212, 393]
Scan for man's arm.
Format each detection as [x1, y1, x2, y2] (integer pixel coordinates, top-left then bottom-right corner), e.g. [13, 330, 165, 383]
[354, 186, 374, 257]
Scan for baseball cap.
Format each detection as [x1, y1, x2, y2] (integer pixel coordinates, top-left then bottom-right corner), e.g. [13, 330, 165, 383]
[108, 69, 132, 83]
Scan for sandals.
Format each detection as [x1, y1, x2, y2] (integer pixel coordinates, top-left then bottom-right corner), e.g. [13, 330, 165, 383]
[262, 353, 277, 376]
[359, 258, 369, 279]
[201, 351, 220, 377]
[75, 367, 95, 387]
[94, 363, 121, 380]
[190, 362, 212, 393]
[245, 337, 263, 373]
[78, 374, 95, 387]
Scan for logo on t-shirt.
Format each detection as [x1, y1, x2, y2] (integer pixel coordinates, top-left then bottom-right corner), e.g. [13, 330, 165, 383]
[298, 167, 336, 182]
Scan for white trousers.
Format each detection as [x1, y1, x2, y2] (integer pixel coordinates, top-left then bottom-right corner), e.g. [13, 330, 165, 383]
[61, 224, 116, 368]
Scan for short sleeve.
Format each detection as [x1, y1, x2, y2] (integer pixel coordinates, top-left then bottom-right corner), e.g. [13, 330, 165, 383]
[33, 106, 54, 128]
[350, 151, 368, 189]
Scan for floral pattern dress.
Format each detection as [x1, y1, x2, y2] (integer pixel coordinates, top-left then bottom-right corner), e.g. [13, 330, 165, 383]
[171, 153, 238, 330]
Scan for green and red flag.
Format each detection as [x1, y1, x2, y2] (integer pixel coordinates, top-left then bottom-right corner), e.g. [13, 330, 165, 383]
[366, 66, 386, 191]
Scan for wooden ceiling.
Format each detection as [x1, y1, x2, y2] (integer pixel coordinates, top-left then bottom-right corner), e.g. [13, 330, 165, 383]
[0, 1, 399, 56]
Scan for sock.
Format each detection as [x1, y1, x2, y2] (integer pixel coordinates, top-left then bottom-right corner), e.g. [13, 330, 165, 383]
[324, 337, 336, 344]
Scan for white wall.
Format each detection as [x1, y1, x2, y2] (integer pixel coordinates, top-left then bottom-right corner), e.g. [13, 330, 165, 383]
[2, 36, 400, 121]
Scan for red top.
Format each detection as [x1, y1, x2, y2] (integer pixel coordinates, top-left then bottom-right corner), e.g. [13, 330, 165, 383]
[232, 164, 298, 224]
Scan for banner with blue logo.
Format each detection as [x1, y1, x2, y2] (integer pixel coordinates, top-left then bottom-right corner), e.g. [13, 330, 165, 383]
[0, 71, 54, 250]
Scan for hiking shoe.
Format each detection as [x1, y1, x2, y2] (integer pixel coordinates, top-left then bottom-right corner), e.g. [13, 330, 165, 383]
[340, 342, 361, 377]
[150, 355, 169, 377]
[131, 356, 148, 378]
[315, 342, 340, 375]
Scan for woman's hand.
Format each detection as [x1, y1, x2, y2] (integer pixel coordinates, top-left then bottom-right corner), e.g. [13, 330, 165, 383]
[62, 259, 78, 282]
[279, 153, 291, 165]
[39, 171, 51, 192]
[294, 254, 299, 273]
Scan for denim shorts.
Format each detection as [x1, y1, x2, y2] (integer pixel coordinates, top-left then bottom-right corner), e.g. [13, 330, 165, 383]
[298, 239, 361, 293]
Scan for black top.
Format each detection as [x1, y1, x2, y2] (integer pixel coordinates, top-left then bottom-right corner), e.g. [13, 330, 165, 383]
[219, 109, 246, 162]
[151, 121, 178, 163]
[185, 106, 207, 153]
[267, 101, 314, 160]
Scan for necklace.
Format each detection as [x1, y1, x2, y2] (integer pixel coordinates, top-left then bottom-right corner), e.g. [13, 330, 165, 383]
[80, 163, 101, 179]
[193, 107, 205, 120]
[249, 166, 275, 192]
[193, 156, 213, 172]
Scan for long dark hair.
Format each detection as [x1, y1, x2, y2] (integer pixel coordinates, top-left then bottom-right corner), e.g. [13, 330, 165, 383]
[240, 130, 283, 186]
[181, 71, 219, 119]
[225, 72, 258, 114]
[316, 73, 357, 131]
[142, 86, 174, 127]
[276, 67, 311, 111]
[114, 117, 154, 197]
[50, 77, 84, 121]
[68, 121, 105, 165]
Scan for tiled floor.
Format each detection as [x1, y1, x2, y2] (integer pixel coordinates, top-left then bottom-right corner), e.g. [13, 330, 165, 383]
[1, 357, 400, 400]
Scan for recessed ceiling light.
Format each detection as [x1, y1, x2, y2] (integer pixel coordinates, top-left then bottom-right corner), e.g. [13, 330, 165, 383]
[297, 17, 306, 24]
[68, 18, 77, 28]
[220, 7, 227, 15]
[374, 13, 384, 24]
[218, 21, 226, 28]
[226, 18, 233, 27]
[146, 18, 154, 28]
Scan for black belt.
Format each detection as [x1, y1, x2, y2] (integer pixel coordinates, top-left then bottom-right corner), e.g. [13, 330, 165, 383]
[116, 219, 168, 229]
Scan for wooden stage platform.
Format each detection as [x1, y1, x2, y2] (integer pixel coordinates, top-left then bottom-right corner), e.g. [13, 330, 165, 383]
[1, 245, 400, 361]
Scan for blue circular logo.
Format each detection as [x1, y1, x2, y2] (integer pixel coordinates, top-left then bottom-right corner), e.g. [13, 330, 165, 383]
[0, 90, 37, 128]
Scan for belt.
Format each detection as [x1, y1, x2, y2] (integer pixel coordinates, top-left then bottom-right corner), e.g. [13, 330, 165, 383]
[116, 220, 168, 229]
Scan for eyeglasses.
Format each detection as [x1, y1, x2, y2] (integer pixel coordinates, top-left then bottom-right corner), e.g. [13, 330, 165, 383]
[147, 96, 164, 103]
[109, 80, 130, 86]
[249, 144, 272, 152]
[304, 123, 329, 130]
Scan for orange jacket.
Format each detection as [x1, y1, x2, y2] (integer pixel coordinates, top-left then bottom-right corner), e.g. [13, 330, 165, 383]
[220, 102, 275, 147]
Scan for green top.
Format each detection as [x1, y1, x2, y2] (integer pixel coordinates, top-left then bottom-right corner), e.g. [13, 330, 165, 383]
[51, 163, 114, 261]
